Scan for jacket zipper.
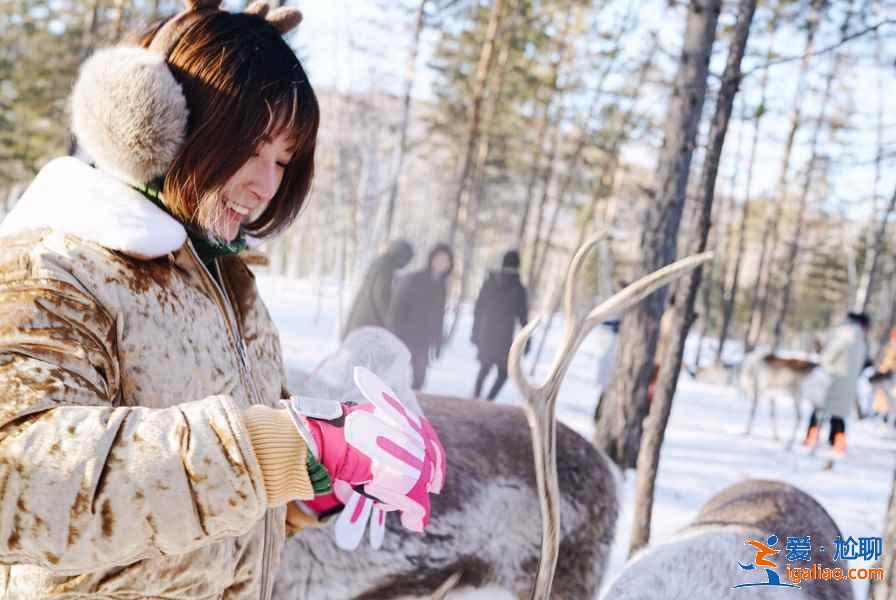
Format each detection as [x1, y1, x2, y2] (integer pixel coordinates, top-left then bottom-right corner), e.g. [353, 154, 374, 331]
[213, 259, 275, 600]
[212, 260, 267, 407]
[182, 242, 274, 600]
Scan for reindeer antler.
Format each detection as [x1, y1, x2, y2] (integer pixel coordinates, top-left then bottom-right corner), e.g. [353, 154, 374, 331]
[509, 232, 712, 599]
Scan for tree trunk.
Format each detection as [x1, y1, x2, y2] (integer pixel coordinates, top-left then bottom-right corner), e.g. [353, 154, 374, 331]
[859, 186, 895, 313]
[517, 99, 551, 265]
[743, 0, 823, 349]
[528, 9, 615, 302]
[695, 254, 715, 366]
[594, 0, 721, 470]
[629, 0, 756, 555]
[448, 0, 505, 245]
[383, 0, 427, 241]
[518, 6, 582, 271]
[524, 4, 586, 303]
[444, 0, 517, 343]
[527, 118, 562, 302]
[770, 4, 848, 350]
[856, 24, 889, 313]
[716, 2, 780, 360]
[707, 112, 745, 351]
[530, 178, 613, 376]
[532, 31, 657, 372]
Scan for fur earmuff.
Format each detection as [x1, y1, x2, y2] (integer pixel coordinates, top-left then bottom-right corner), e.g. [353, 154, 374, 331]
[71, 46, 188, 185]
[70, 0, 302, 186]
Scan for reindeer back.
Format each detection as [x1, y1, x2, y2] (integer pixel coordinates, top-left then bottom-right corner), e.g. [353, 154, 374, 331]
[602, 480, 853, 600]
[273, 394, 618, 599]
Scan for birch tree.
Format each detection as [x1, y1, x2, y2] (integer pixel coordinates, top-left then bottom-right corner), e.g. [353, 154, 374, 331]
[744, 0, 824, 349]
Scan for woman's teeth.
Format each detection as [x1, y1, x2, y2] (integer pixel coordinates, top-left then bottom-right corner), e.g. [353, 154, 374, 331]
[228, 202, 252, 216]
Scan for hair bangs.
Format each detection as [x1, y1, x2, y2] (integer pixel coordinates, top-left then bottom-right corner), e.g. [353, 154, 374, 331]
[143, 10, 319, 239]
[244, 68, 319, 238]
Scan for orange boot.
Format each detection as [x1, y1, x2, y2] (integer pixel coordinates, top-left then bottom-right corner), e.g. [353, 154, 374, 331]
[832, 432, 847, 458]
[803, 425, 819, 448]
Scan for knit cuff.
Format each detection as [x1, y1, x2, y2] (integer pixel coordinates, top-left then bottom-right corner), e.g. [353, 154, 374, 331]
[242, 406, 315, 506]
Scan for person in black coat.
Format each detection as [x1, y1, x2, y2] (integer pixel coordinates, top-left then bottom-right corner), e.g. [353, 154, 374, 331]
[388, 243, 454, 390]
[342, 239, 414, 340]
[471, 249, 529, 400]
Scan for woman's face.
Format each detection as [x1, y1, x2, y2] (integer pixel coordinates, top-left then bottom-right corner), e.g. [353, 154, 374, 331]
[198, 130, 295, 241]
[431, 251, 451, 276]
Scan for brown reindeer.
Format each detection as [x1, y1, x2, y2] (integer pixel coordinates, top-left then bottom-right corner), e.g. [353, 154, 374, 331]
[273, 237, 710, 599]
[741, 351, 822, 449]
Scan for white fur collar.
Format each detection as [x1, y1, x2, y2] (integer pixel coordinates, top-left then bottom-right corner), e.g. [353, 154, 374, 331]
[0, 157, 186, 259]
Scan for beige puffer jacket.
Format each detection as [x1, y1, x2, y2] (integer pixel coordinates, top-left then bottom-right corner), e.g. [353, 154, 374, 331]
[0, 157, 312, 599]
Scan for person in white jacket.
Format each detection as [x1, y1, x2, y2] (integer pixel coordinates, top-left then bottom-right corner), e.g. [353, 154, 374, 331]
[802, 312, 870, 457]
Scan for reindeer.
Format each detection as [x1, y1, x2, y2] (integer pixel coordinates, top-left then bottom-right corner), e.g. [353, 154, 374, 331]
[693, 360, 738, 386]
[273, 236, 710, 599]
[601, 479, 855, 600]
[741, 350, 824, 449]
[273, 394, 617, 599]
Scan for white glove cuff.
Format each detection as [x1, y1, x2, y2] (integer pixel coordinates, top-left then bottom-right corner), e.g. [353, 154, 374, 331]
[281, 395, 344, 458]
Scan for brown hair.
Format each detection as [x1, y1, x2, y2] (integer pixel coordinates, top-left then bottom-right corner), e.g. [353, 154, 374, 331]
[135, 10, 319, 238]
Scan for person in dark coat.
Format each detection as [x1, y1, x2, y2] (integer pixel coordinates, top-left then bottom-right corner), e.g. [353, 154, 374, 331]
[389, 243, 454, 390]
[342, 240, 414, 340]
[471, 249, 529, 400]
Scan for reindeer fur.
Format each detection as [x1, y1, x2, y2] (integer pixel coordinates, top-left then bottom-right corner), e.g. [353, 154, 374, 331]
[601, 480, 854, 600]
[273, 394, 619, 599]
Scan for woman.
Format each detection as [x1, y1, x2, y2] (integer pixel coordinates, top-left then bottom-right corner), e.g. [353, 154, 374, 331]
[0, 1, 443, 597]
[471, 250, 529, 400]
[389, 243, 454, 389]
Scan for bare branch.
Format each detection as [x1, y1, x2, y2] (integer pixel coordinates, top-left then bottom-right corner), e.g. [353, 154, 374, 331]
[741, 18, 895, 78]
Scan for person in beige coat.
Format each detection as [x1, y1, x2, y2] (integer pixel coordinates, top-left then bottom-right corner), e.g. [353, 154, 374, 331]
[0, 1, 443, 597]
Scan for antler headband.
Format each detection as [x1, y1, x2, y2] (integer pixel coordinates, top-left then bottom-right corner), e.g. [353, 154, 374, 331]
[150, 0, 303, 57]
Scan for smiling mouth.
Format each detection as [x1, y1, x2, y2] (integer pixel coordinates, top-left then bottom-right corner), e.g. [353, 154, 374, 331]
[227, 201, 254, 217]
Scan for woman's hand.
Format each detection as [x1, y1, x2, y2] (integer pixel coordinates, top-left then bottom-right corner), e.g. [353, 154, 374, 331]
[283, 367, 446, 550]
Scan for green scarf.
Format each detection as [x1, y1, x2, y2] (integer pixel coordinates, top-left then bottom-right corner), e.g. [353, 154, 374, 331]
[131, 180, 247, 273]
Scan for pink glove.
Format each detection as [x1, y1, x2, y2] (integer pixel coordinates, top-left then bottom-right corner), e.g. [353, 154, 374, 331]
[283, 367, 446, 550]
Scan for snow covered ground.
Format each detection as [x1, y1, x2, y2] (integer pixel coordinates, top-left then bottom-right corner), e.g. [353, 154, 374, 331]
[257, 274, 896, 599]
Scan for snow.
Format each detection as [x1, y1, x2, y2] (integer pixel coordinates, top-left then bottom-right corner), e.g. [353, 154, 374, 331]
[257, 274, 896, 599]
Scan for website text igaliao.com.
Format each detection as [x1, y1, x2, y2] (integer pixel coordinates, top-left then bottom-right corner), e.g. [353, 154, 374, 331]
[785, 563, 884, 584]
